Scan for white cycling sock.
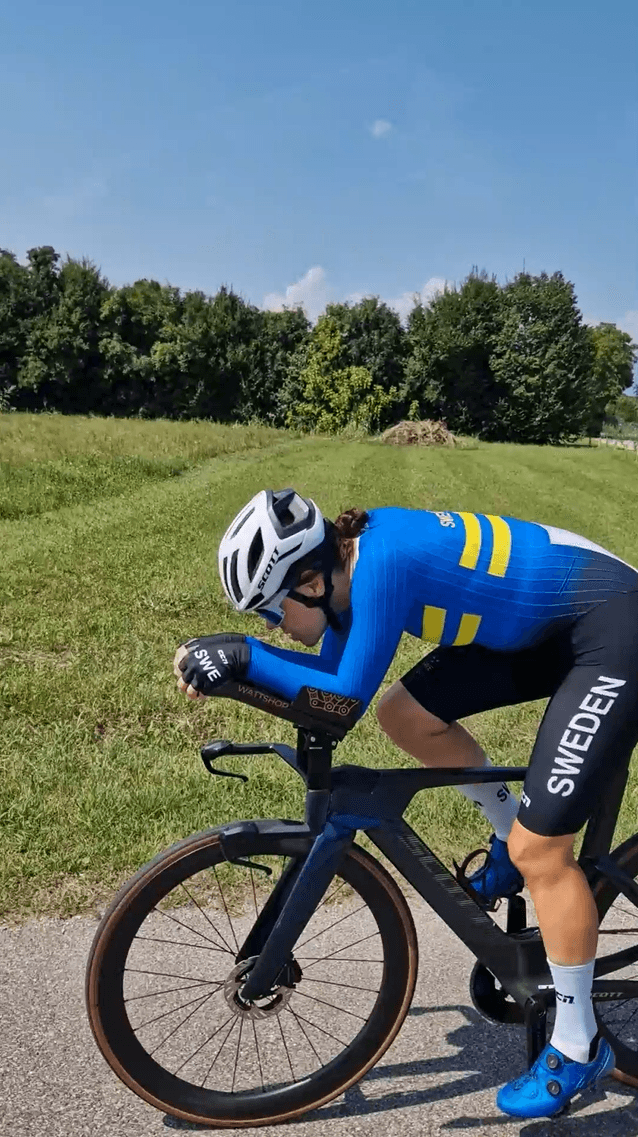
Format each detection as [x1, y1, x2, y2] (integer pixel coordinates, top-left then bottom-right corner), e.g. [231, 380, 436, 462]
[548, 958, 598, 1064]
[457, 759, 519, 842]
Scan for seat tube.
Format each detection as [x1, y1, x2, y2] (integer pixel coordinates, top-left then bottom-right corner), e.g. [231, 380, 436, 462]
[239, 820, 353, 1002]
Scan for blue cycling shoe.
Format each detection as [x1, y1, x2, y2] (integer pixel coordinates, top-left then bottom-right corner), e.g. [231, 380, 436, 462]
[497, 1037, 615, 1118]
[455, 834, 523, 909]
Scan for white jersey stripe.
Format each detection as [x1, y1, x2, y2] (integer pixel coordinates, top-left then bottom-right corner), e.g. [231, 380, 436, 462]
[539, 525, 638, 573]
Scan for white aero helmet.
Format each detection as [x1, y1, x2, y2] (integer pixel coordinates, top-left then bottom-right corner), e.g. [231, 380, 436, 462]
[218, 488, 338, 627]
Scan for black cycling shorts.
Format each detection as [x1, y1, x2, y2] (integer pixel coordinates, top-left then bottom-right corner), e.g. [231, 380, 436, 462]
[400, 589, 638, 837]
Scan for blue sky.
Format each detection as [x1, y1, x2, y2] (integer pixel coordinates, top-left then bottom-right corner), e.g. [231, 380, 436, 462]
[2, 0, 637, 347]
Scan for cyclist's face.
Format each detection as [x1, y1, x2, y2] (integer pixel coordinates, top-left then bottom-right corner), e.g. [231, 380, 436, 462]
[264, 578, 328, 646]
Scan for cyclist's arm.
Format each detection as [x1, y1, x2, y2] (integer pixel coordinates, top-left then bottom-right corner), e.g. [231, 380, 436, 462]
[246, 546, 407, 713]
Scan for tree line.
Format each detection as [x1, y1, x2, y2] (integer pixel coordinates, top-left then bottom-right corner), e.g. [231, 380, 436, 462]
[1, 246, 636, 443]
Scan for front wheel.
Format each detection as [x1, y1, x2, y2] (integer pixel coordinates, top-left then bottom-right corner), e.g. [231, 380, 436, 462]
[86, 822, 418, 1127]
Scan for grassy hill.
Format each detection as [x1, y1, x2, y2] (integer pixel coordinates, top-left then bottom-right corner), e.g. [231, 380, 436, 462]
[2, 413, 638, 920]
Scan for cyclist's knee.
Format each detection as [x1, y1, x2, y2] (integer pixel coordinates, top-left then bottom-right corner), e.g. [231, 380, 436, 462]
[507, 821, 576, 878]
[377, 681, 449, 742]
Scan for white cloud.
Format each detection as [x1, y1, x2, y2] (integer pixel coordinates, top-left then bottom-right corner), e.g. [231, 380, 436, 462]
[262, 268, 452, 327]
[369, 119, 392, 138]
[262, 266, 331, 324]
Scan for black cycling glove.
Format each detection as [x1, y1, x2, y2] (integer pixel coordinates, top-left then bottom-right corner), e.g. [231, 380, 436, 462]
[179, 634, 251, 696]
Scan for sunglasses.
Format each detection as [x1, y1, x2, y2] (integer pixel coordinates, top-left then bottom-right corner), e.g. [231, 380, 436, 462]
[254, 588, 288, 626]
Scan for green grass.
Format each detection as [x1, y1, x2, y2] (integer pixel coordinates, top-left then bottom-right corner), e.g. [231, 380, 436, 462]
[2, 412, 638, 921]
[0, 413, 295, 519]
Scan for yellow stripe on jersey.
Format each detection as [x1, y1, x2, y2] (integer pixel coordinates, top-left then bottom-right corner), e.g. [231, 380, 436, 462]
[452, 613, 482, 646]
[486, 515, 512, 577]
[458, 512, 482, 570]
[421, 605, 446, 643]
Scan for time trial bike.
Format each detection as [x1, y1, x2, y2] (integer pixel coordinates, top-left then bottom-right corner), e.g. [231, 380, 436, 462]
[86, 678, 638, 1127]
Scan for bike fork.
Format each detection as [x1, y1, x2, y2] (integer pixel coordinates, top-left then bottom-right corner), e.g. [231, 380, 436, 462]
[237, 820, 354, 1003]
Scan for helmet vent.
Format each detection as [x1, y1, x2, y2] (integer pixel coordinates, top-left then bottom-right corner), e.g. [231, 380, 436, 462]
[229, 505, 255, 539]
[229, 549, 242, 604]
[247, 530, 264, 581]
[222, 556, 231, 599]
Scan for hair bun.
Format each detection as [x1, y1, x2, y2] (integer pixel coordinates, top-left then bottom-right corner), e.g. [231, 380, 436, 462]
[333, 508, 369, 540]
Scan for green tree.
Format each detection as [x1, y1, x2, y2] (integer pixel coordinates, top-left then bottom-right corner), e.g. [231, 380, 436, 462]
[0, 251, 32, 405]
[236, 306, 311, 425]
[583, 323, 638, 435]
[289, 315, 397, 434]
[325, 296, 407, 407]
[487, 272, 594, 443]
[403, 269, 503, 433]
[99, 279, 183, 415]
[605, 392, 638, 427]
[17, 256, 111, 412]
[151, 285, 262, 421]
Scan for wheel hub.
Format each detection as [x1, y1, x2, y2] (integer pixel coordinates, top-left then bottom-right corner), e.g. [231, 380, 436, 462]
[223, 957, 297, 1020]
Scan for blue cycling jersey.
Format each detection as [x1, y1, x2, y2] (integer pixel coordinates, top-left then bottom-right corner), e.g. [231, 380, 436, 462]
[246, 508, 638, 715]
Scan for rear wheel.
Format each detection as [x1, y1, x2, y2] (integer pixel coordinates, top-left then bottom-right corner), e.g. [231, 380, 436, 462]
[86, 824, 418, 1127]
[593, 833, 638, 1083]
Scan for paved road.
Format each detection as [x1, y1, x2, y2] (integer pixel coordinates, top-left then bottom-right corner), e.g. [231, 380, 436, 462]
[3, 898, 638, 1137]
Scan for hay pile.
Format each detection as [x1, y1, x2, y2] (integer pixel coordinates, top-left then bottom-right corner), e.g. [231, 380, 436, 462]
[380, 419, 455, 446]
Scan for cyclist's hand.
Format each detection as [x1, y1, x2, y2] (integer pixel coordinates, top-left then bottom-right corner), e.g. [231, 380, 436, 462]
[174, 644, 204, 700]
[176, 634, 250, 698]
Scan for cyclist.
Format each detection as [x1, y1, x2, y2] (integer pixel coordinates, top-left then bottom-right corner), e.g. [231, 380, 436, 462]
[175, 488, 638, 1120]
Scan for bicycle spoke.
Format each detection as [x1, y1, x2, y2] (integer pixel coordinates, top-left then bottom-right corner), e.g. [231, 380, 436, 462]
[172, 1012, 236, 1077]
[201, 1017, 240, 1088]
[285, 1007, 351, 1048]
[213, 865, 240, 953]
[251, 1019, 265, 1092]
[277, 1013, 297, 1083]
[231, 1015, 245, 1092]
[296, 902, 368, 950]
[178, 879, 235, 954]
[135, 935, 227, 954]
[134, 987, 221, 1032]
[316, 877, 348, 911]
[298, 931, 381, 968]
[293, 988, 367, 1020]
[126, 981, 215, 1002]
[126, 967, 224, 983]
[287, 1007, 323, 1064]
[153, 905, 231, 952]
[148, 990, 218, 1056]
[301, 976, 379, 994]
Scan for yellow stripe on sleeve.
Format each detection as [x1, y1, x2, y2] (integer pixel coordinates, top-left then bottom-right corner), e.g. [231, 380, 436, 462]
[421, 606, 446, 643]
[458, 512, 482, 570]
[452, 613, 482, 646]
[486, 515, 512, 577]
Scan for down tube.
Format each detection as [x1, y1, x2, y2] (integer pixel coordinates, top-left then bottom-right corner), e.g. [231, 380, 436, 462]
[367, 820, 549, 998]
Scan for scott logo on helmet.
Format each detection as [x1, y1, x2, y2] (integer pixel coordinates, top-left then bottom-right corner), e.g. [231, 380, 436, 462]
[257, 548, 280, 591]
